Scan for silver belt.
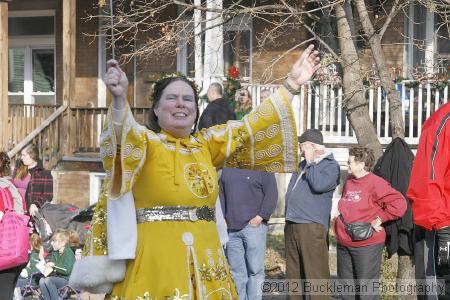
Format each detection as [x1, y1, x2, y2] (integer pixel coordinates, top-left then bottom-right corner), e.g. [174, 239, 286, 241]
[136, 205, 215, 223]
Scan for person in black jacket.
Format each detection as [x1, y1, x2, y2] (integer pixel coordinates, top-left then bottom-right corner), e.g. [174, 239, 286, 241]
[197, 82, 235, 130]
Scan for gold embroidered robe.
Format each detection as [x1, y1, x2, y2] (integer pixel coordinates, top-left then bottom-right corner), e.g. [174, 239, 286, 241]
[86, 88, 298, 299]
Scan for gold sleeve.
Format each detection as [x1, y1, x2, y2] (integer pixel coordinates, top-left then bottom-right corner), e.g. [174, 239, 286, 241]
[99, 106, 148, 199]
[199, 88, 299, 173]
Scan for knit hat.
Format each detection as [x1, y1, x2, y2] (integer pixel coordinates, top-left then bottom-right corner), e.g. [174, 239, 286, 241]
[298, 129, 324, 145]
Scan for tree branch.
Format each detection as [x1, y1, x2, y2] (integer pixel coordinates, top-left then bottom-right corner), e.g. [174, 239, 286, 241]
[379, 0, 402, 38]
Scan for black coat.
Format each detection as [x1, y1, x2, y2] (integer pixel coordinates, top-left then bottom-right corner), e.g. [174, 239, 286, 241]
[373, 137, 415, 257]
[198, 98, 236, 130]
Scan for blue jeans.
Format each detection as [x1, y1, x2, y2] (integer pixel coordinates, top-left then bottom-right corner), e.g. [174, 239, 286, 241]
[226, 223, 268, 300]
[39, 276, 68, 300]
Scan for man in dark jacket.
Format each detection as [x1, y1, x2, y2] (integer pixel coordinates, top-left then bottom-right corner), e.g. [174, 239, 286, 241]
[198, 82, 235, 130]
[284, 129, 340, 300]
[220, 168, 277, 300]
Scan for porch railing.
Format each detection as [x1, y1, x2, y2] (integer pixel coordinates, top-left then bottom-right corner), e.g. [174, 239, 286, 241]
[71, 107, 150, 153]
[244, 81, 449, 145]
[8, 105, 68, 169]
[8, 104, 60, 150]
[7, 81, 449, 164]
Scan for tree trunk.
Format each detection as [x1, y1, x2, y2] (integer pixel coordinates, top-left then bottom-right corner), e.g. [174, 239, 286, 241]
[397, 255, 415, 300]
[335, 2, 383, 158]
[353, 0, 405, 139]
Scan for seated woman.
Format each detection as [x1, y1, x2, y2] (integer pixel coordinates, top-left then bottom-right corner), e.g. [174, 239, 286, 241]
[39, 229, 75, 300]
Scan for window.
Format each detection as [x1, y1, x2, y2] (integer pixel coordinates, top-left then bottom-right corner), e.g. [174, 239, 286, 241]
[8, 47, 55, 105]
[89, 173, 106, 205]
[8, 11, 55, 105]
[8, 48, 25, 104]
[9, 16, 55, 36]
[223, 30, 251, 79]
[406, 3, 450, 74]
[435, 13, 450, 56]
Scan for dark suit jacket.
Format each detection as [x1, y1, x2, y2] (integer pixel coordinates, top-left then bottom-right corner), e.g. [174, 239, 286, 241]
[198, 98, 236, 130]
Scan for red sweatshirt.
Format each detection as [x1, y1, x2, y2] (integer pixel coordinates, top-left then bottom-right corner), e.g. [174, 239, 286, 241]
[334, 173, 406, 248]
[407, 102, 450, 230]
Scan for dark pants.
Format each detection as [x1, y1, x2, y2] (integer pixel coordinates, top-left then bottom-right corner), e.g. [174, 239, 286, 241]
[336, 243, 384, 300]
[0, 264, 26, 300]
[415, 226, 450, 300]
[285, 222, 331, 300]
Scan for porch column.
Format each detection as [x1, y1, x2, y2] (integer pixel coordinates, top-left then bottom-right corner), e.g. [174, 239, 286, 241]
[194, 0, 203, 88]
[62, 0, 76, 154]
[203, 0, 223, 93]
[424, 9, 435, 74]
[0, 3, 8, 151]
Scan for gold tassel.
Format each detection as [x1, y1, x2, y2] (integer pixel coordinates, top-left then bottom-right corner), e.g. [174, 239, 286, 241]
[98, 0, 106, 7]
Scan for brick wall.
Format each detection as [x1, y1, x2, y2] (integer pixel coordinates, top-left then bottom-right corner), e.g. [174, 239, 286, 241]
[52, 160, 104, 208]
[52, 170, 90, 208]
[251, 19, 310, 83]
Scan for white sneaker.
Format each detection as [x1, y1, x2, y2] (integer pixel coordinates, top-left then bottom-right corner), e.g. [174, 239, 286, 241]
[13, 287, 23, 300]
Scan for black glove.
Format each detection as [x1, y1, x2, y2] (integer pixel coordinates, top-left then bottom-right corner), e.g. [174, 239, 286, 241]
[436, 227, 450, 276]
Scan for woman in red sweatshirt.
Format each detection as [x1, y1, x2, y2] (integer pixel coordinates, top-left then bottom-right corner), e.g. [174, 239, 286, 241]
[334, 146, 406, 300]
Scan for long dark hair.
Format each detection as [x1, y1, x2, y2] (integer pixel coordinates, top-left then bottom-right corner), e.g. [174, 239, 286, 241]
[148, 77, 200, 134]
[15, 144, 39, 180]
[0, 152, 11, 177]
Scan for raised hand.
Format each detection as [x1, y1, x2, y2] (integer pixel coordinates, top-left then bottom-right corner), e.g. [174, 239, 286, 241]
[104, 59, 129, 109]
[287, 44, 321, 88]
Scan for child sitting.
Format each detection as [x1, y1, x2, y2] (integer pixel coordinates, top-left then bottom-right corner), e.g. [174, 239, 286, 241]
[39, 229, 75, 300]
[15, 233, 45, 298]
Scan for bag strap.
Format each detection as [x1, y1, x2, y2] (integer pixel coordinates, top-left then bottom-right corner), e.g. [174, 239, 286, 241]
[338, 214, 348, 226]
[0, 186, 12, 211]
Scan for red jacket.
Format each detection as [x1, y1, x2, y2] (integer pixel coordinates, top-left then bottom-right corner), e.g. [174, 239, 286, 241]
[407, 102, 450, 230]
[334, 173, 406, 248]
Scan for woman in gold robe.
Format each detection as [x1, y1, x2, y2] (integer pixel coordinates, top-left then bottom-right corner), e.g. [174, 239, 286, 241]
[70, 45, 320, 300]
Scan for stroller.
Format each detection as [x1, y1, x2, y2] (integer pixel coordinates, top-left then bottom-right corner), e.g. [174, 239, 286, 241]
[32, 203, 95, 252]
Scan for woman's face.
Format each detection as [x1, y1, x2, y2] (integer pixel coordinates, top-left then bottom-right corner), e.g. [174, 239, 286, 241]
[153, 80, 197, 138]
[51, 238, 65, 251]
[347, 155, 364, 176]
[21, 150, 36, 167]
[260, 90, 271, 102]
[238, 90, 250, 105]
